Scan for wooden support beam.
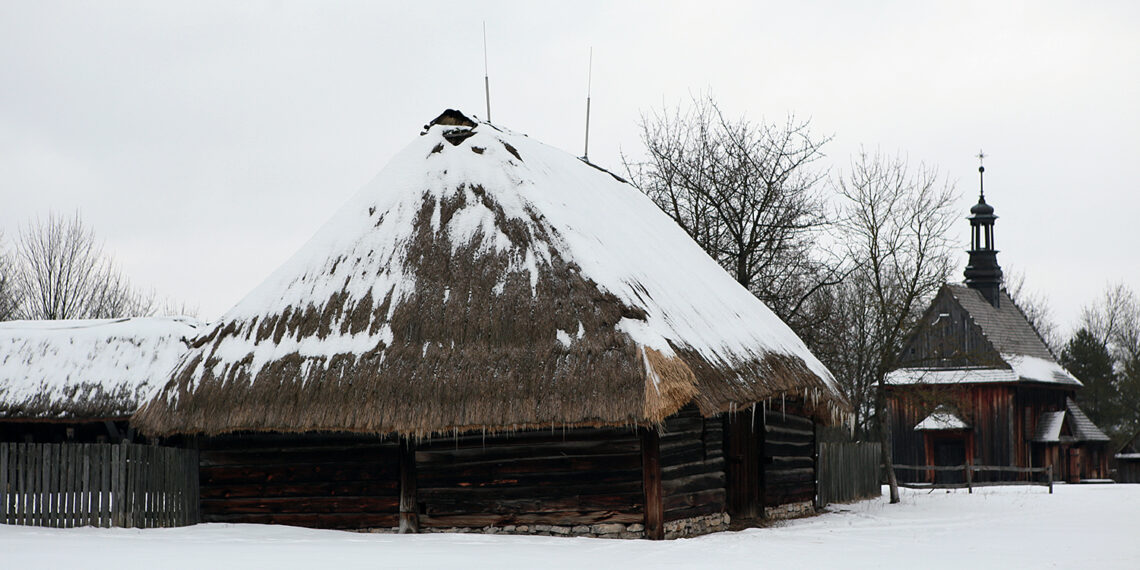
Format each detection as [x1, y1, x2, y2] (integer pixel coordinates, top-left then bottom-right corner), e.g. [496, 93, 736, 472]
[640, 428, 663, 540]
[398, 440, 419, 534]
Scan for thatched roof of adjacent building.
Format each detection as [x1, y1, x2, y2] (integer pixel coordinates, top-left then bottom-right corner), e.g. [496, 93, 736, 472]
[135, 110, 843, 438]
[0, 317, 201, 420]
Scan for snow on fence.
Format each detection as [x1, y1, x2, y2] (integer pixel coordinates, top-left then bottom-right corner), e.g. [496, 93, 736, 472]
[817, 442, 881, 506]
[0, 442, 199, 528]
[893, 463, 1053, 494]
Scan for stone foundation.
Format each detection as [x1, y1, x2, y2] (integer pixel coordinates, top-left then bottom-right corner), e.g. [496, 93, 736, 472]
[764, 500, 815, 520]
[362, 513, 730, 539]
[663, 512, 731, 539]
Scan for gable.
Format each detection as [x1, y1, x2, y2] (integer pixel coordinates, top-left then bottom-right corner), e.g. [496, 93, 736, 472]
[891, 284, 1080, 387]
[899, 286, 1003, 369]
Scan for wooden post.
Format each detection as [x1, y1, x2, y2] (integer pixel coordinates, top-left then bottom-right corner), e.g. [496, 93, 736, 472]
[1047, 465, 1053, 495]
[398, 440, 419, 534]
[812, 422, 820, 510]
[640, 428, 664, 540]
[1, 443, 8, 525]
[966, 461, 973, 494]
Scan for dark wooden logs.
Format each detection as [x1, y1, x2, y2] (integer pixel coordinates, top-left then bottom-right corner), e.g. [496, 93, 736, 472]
[198, 435, 401, 529]
[640, 428, 664, 540]
[763, 405, 817, 509]
[416, 427, 645, 530]
[660, 406, 726, 523]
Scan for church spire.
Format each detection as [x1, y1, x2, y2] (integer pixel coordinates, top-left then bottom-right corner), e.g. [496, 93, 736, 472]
[964, 151, 1003, 307]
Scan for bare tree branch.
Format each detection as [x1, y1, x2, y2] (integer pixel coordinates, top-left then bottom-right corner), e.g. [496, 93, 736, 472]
[12, 212, 157, 320]
[829, 149, 958, 503]
[624, 95, 838, 327]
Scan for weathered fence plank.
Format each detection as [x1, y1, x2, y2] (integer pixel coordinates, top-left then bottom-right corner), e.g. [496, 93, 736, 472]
[0, 443, 198, 529]
[817, 442, 881, 506]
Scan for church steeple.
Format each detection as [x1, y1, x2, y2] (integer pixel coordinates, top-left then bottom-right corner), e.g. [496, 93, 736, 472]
[963, 152, 1003, 307]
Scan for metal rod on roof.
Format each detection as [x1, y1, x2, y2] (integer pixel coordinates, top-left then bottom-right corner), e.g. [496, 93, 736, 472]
[583, 47, 593, 161]
[483, 22, 491, 123]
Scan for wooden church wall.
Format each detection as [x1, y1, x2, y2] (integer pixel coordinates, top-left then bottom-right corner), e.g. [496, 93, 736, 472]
[889, 385, 1020, 483]
[415, 427, 645, 529]
[659, 406, 726, 522]
[965, 385, 1015, 477]
[198, 434, 401, 529]
[886, 392, 927, 482]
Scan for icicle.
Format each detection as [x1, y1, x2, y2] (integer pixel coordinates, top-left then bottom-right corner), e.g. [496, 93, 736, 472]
[782, 393, 786, 421]
[751, 402, 756, 431]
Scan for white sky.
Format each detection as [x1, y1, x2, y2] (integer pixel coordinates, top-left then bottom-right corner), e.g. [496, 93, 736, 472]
[2, 1, 1137, 336]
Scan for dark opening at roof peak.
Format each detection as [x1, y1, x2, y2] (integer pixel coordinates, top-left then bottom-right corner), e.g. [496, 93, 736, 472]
[425, 109, 477, 130]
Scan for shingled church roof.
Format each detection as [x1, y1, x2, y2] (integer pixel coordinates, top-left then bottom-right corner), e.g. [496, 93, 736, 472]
[886, 283, 1080, 387]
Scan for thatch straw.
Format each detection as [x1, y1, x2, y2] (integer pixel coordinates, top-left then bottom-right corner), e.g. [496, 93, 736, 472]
[134, 113, 846, 438]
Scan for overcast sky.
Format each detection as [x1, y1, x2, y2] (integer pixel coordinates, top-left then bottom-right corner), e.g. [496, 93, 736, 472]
[2, 1, 1137, 336]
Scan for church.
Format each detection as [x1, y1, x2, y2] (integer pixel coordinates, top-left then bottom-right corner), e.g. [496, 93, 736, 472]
[885, 164, 1110, 483]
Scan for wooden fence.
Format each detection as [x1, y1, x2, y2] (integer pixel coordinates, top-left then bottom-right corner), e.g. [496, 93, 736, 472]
[1, 442, 199, 528]
[893, 463, 1053, 494]
[817, 442, 881, 506]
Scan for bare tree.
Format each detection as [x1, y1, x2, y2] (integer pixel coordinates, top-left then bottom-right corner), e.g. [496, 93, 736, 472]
[1079, 283, 1140, 352]
[1074, 283, 1140, 444]
[0, 232, 22, 321]
[13, 212, 156, 320]
[1004, 268, 1060, 353]
[831, 150, 959, 503]
[804, 273, 880, 436]
[624, 95, 843, 329]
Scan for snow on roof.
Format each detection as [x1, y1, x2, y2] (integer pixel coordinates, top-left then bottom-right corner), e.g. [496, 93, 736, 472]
[220, 118, 831, 379]
[0, 317, 200, 419]
[1004, 354, 1081, 386]
[886, 367, 1017, 385]
[1033, 411, 1066, 442]
[914, 407, 969, 431]
[886, 355, 1079, 387]
[136, 110, 842, 437]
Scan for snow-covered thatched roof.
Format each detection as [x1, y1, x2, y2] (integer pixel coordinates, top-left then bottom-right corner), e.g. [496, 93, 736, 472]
[0, 317, 201, 420]
[135, 110, 843, 438]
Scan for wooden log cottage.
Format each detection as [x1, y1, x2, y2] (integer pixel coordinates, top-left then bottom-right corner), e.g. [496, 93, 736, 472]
[0, 317, 200, 443]
[134, 110, 847, 539]
[885, 168, 1110, 484]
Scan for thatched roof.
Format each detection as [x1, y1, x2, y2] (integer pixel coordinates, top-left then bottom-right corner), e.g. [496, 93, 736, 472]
[135, 110, 843, 438]
[0, 317, 201, 420]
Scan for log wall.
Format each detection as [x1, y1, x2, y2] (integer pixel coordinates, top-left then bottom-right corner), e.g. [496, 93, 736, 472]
[415, 427, 645, 529]
[762, 403, 817, 509]
[198, 434, 400, 529]
[659, 405, 725, 523]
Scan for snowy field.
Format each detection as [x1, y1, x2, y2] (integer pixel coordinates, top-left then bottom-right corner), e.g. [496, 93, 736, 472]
[3, 485, 1138, 569]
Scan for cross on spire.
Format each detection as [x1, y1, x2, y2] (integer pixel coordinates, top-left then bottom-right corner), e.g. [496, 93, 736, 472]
[977, 149, 986, 199]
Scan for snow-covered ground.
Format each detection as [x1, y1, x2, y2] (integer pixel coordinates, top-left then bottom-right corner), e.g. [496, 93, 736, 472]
[3, 485, 1138, 569]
